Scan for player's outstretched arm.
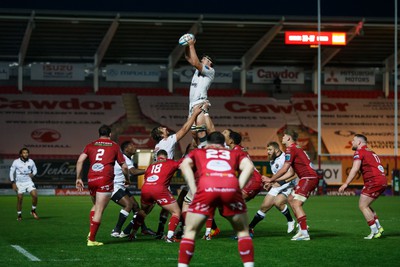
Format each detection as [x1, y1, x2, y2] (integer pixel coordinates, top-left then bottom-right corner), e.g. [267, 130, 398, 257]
[175, 104, 203, 142]
[185, 38, 202, 72]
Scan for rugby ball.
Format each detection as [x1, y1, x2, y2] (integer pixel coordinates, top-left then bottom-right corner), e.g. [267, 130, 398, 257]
[179, 33, 195, 46]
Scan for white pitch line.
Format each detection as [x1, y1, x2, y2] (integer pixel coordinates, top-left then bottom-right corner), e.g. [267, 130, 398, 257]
[11, 245, 41, 261]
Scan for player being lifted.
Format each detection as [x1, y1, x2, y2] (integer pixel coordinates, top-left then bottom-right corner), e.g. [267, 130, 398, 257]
[184, 34, 215, 148]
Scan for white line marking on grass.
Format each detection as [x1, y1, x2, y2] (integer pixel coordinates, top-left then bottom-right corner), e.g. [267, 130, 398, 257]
[11, 245, 41, 261]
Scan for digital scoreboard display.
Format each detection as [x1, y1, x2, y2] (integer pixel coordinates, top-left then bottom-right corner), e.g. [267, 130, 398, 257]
[285, 31, 346, 46]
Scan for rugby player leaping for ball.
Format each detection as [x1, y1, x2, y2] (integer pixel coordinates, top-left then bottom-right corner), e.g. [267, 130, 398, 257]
[184, 35, 215, 148]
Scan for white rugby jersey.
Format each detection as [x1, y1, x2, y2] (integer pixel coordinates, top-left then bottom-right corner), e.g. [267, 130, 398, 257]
[188, 65, 215, 110]
[9, 158, 37, 183]
[114, 154, 134, 185]
[154, 134, 177, 160]
[270, 152, 286, 175]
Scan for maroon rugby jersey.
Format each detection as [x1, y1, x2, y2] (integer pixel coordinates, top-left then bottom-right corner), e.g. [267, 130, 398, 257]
[83, 138, 125, 181]
[144, 159, 180, 187]
[232, 145, 262, 182]
[187, 147, 247, 179]
[285, 143, 317, 179]
[354, 145, 387, 185]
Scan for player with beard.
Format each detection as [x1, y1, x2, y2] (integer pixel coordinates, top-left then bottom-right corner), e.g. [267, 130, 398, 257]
[150, 105, 202, 238]
[9, 148, 39, 221]
[339, 134, 387, 239]
[247, 141, 296, 236]
[263, 129, 318, 241]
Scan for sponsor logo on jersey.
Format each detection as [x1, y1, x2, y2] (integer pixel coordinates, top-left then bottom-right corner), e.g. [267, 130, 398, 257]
[92, 163, 104, 172]
[146, 175, 159, 182]
[206, 160, 232, 172]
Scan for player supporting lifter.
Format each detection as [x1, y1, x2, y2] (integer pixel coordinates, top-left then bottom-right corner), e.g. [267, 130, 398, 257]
[150, 104, 202, 238]
[127, 149, 182, 243]
[178, 132, 255, 267]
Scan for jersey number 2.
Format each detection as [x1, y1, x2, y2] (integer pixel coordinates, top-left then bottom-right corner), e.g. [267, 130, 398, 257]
[95, 149, 105, 161]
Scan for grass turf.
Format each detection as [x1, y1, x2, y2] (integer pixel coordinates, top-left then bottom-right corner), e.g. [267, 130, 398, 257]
[0, 195, 399, 266]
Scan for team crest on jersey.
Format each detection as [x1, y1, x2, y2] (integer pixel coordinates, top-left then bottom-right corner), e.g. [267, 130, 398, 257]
[285, 154, 291, 161]
[275, 163, 280, 169]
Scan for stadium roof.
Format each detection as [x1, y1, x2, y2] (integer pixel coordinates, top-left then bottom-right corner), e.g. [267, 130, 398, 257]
[0, 8, 398, 71]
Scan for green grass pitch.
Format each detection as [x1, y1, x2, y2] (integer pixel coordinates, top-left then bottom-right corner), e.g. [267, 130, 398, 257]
[0, 195, 399, 266]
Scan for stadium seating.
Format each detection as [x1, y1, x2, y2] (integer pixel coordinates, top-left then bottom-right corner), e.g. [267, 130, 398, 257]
[24, 86, 92, 95]
[123, 125, 148, 134]
[322, 90, 383, 98]
[0, 86, 21, 94]
[243, 91, 269, 97]
[96, 87, 171, 96]
[174, 88, 241, 97]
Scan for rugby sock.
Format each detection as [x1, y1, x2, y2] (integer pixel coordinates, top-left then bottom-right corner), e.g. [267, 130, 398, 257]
[89, 220, 101, 241]
[368, 219, 379, 233]
[281, 205, 294, 222]
[132, 213, 145, 232]
[32, 205, 37, 210]
[157, 213, 168, 235]
[89, 210, 95, 223]
[206, 216, 213, 227]
[168, 215, 180, 234]
[115, 209, 130, 232]
[17, 211, 22, 215]
[178, 238, 195, 265]
[297, 215, 309, 236]
[211, 218, 218, 230]
[122, 219, 134, 234]
[205, 228, 211, 236]
[238, 236, 254, 265]
[374, 215, 382, 229]
[249, 210, 265, 228]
